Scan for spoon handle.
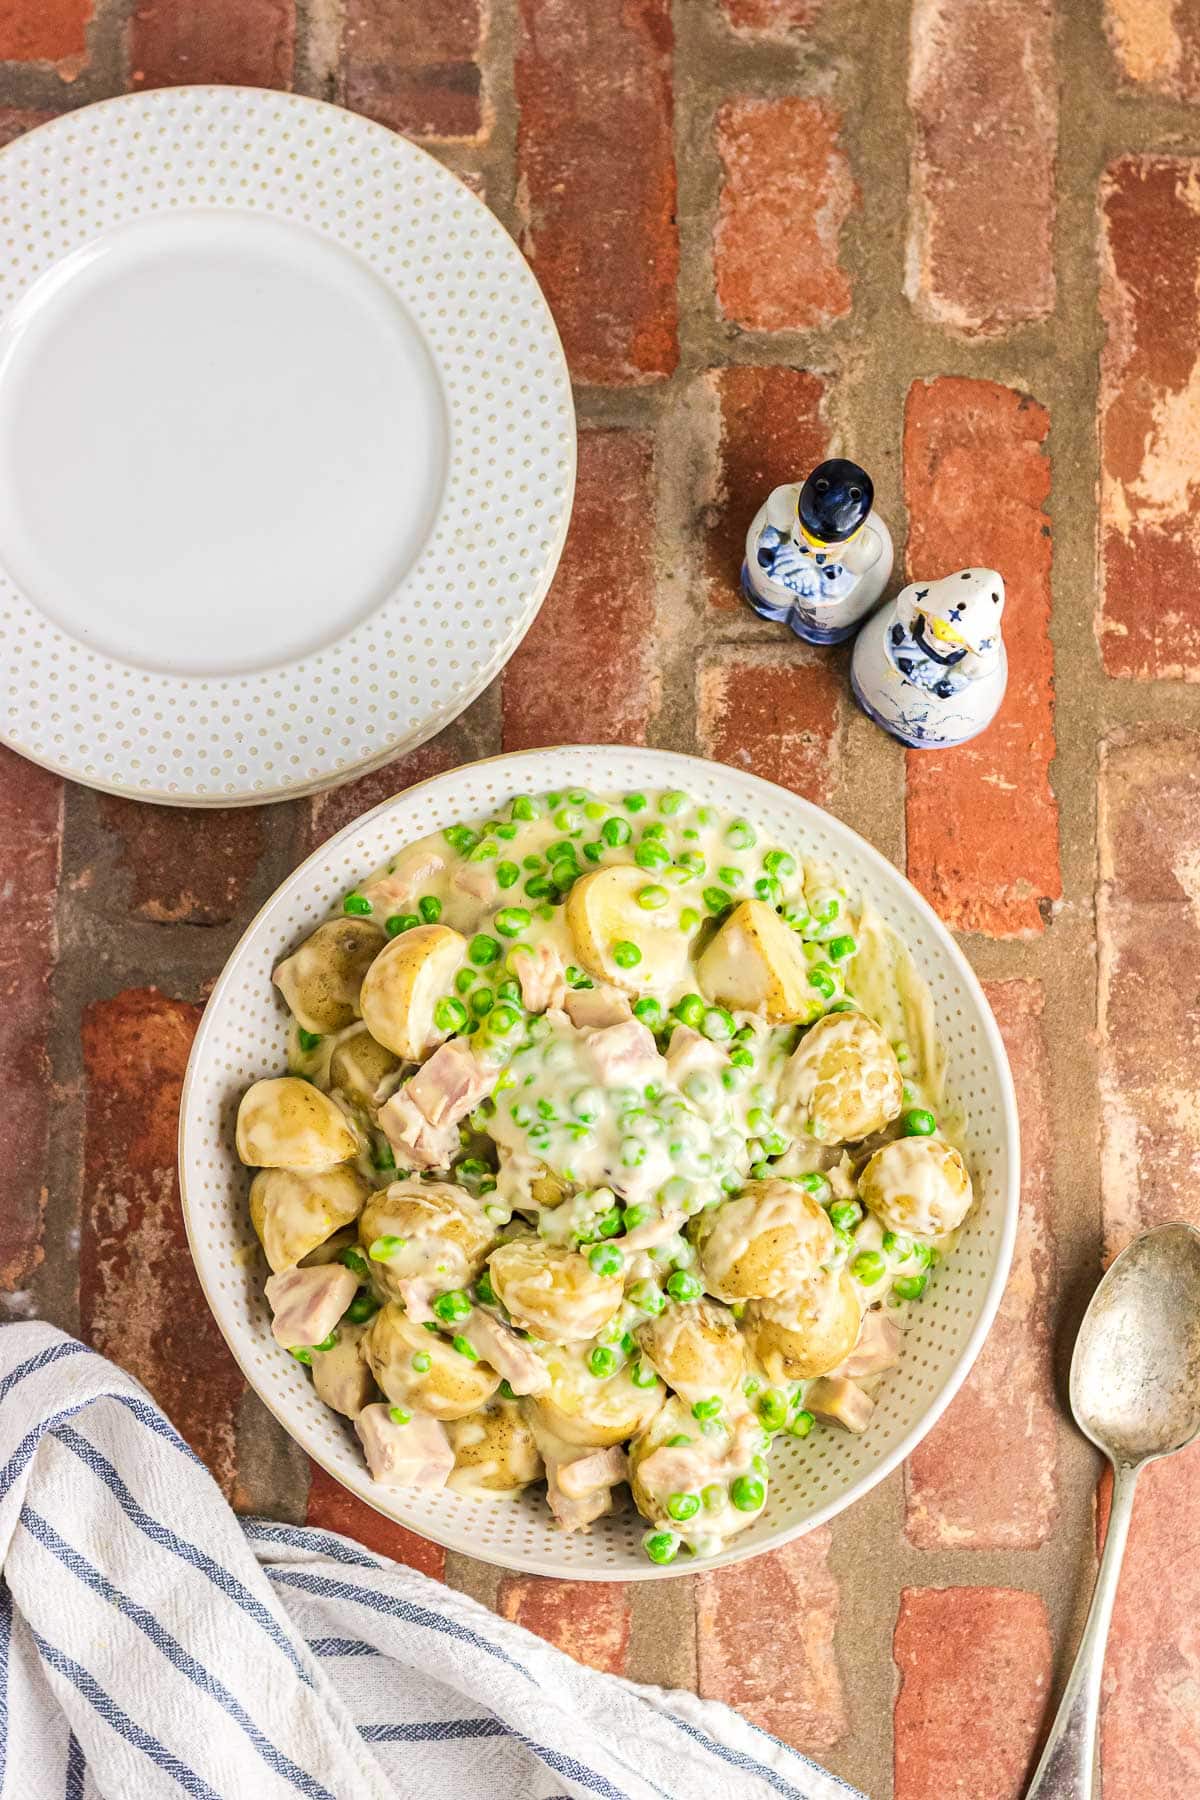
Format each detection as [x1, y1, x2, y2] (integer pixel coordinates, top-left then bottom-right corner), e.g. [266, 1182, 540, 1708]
[1025, 1459, 1140, 1800]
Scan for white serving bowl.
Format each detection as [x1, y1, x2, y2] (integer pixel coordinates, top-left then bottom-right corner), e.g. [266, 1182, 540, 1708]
[179, 747, 1019, 1579]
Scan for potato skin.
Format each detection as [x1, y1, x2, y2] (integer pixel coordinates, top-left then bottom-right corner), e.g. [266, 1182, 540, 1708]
[694, 1179, 836, 1302]
[250, 1165, 368, 1272]
[328, 1026, 401, 1106]
[488, 1239, 624, 1344]
[528, 1344, 665, 1446]
[777, 1011, 903, 1145]
[635, 1299, 744, 1404]
[361, 1302, 499, 1420]
[445, 1401, 542, 1494]
[744, 1268, 862, 1382]
[858, 1137, 972, 1237]
[358, 924, 466, 1060]
[358, 1179, 497, 1299]
[236, 1077, 359, 1172]
[696, 898, 818, 1024]
[273, 917, 385, 1036]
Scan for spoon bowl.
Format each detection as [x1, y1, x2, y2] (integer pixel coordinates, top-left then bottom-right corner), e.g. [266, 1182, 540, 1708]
[1070, 1220, 1200, 1465]
[1028, 1222, 1200, 1799]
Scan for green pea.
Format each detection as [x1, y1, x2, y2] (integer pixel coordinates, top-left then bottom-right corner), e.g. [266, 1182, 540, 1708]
[588, 1345, 618, 1378]
[524, 874, 554, 899]
[343, 892, 372, 916]
[788, 1408, 816, 1439]
[691, 1396, 722, 1421]
[660, 790, 688, 816]
[725, 819, 756, 850]
[634, 839, 671, 872]
[807, 964, 837, 1000]
[637, 884, 670, 912]
[829, 1199, 863, 1232]
[628, 1278, 666, 1315]
[289, 1346, 313, 1364]
[666, 1434, 693, 1448]
[368, 1235, 407, 1262]
[730, 1474, 765, 1512]
[629, 1358, 659, 1390]
[643, 1529, 679, 1565]
[387, 1405, 412, 1426]
[588, 1242, 624, 1279]
[433, 997, 469, 1034]
[552, 807, 582, 834]
[894, 1039, 911, 1065]
[417, 895, 443, 924]
[432, 1289, 473, 1324]
[624, 793, 649, 814]
[666, 1270, 701, 1303]
[452, 968, 477, 997]
[676, 849, 705, 877]
[679, 906, 701, 932]
[469, 934, 501, 967]
[894, 1272, 928, 1301]
[473, 1271, 497, 1307]
[629, 996, 661, 1030]
[763, 849, 796, 878]
[492, 906, 529, 939]
[345, 1292, 379, 1325]
[794, 1171, 831, 1202]
[297, 1027, 322, 1053]
[826, 934, 857, 963]
[780, 901, 812, 932]
[510, 795, 539, 821]
[612, 940, 642, 969]
[405, 1351, 431, 1375]
[600, 815, 632, 848]
[716, 865, 743, 889]
[673, 993, 706, 1029]
[468, 839, 499, 863]
[448, 1335, 475, 1362]
[754, 876, 781, 904]
[757, 1388, 788, 1432]
[310, 1330, 338, 1354]
[339, 1247, 369, 1279]
[496, 861, 521, 890]
[700, 1006, 734, 1043]
[620, 1138, 646, 1169]
[702, 886, 732, 915]
[852, 1250, 887, 1285]
[498, 1379, 517, 1400]
[444, 825, 479, 854]
[666, 1490, 700, 1522]
[882, 1230, 913, 1259]
[386, 912, 420, 937]
[372, 1139, 396, 1174]
[903, 1107, 938, 1136]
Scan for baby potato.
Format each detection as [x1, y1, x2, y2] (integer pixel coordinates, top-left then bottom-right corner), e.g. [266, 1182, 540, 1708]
[445, 1400, 543, 1495]
[858, 1136, 972, 1237]
[529, 1343, 665, 1446]
[635, 1299, 745, 1404]
[628, 1397, 766, 1539]
[777, 1010, 903, 1144]
[272, 917, 385, 1036]
[358, 924, 467, 1060]
[361, 1302, 500, 1419]
[696, 899, 818, 1024]
[565, 863, 692, 993]
[488, 1239, 624, 1344]
[359, 1179, 497, 1300]
[311, 1320, 376, 1419]
[744, 1267, 862, 1382]
[250, 1165, 369, 1272]
[236, 1077, 359, 1172]
[694, 1179, 835, 1302]
[328, 1025, 401, 1107]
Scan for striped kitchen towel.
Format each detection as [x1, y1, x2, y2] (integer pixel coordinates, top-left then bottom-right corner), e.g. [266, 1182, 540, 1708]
[0, 1323, 862, 1800]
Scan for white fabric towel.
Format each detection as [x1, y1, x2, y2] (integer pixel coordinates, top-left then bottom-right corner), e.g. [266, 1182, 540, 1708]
[0, 1322, 863, 1800]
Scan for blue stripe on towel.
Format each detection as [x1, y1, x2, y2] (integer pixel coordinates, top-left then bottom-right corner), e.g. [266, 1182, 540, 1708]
[64, 1731, 86, 1800]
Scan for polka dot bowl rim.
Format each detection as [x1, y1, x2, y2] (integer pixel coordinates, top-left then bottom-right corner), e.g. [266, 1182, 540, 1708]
[179, 746, 1020, 1578]
[0, 87, 575, 807]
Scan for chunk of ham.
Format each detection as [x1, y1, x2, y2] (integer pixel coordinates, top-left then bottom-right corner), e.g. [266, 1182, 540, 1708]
[311, 1322, 375, 1419]
[830, 1310, 903, 1381]
[265, 1264, 357, 1349]
[582, 1018, 664, 1086]
[622, 1208, 686, 1252]
[361, 841, 446, 914]
[458, 1310, 551, 1396]
[545, 1445, 627, 1532]
[355, 1404, 453, 1490]
[377, 1088, 460, 1171]
[805, 1376, 874, 1433]
[665, 1025, 727, 1087]
[563, 984, 632, 1030]
[406, 1038, 496, 1129]
[511, 940, 568, 1014]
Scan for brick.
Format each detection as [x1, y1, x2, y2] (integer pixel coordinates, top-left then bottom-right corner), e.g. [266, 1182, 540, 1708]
[721, 0, 823, 33]
[81, 989, 245, 1495]
[0, 749, 61, 1291]
[130, 0, 294, 90]
[907, 0, 1055, 334]
[703, 366, 831, 612]
[696, 1530, 844, 1751]
[0, 109, 53, 145]
[0, 0, 91, 66]
[305, 1461, 445, 1579]
[697, 650, 842, 807]
[502, 430, 658, 749]
[495, 1577, 630, 1674]
[96, 798, 264, 927]
[1098, 730, 1200, 1254]
[906, 980, 1059, 1547]
[1100, 1450, 1200, 1798]
[1099, 157, 1200, 679]
[1105, 0, 1200, 98]
[306, 741, 463, 855]
[893, 1588, 1051, 1799]
[903, 377, 1059, 937]
[342, 0, 484, 141]
[515, 0, 678, 384]
[714, 98, 855, 333]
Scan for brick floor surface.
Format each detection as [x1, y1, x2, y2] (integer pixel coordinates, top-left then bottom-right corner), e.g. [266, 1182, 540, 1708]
[3, 3, 1199, 1797]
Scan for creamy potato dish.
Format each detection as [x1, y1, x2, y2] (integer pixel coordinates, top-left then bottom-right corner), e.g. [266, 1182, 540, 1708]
[236, 784, 972, 1565]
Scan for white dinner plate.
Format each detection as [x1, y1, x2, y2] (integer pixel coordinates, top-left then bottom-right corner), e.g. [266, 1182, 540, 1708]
[0, 88, 575, 804]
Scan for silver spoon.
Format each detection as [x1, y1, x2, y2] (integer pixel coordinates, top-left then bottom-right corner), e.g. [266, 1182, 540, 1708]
[1026, 1221, 1200, 1799]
